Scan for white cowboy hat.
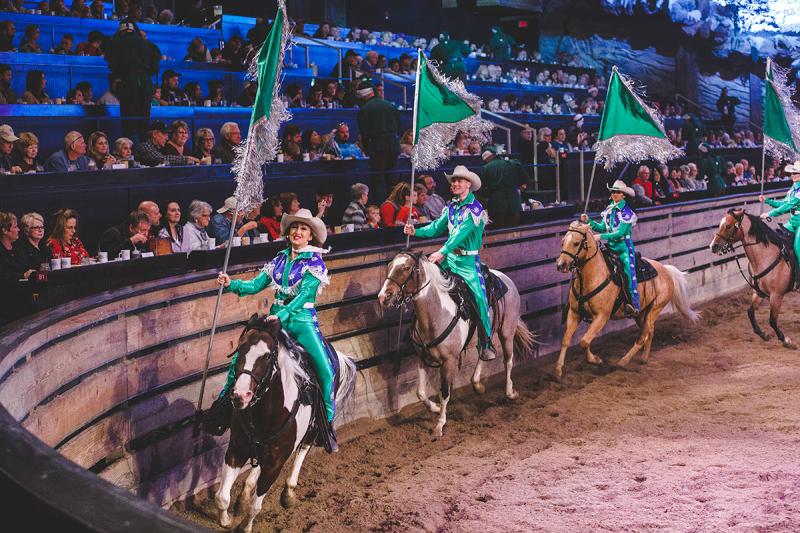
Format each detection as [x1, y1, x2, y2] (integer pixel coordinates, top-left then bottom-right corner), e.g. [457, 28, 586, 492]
[280, 208, 327, 245]
[607, 179, 635, 197]
[784, 161, 800, 175]
[445, 165, 482, 191]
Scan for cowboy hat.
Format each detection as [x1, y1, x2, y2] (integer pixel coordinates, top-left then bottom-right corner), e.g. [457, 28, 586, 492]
[607, 179, 635, 197]
[784, 161, 800, 175]
[445, 165, 482, 191]
[280, 208, 327, 245]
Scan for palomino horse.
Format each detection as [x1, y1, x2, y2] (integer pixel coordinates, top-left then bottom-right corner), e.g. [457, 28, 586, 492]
[709, 208, 796, 348]
[215, 314, 356, 532]
[555, 221, 699, 380]
[377, 250, 536, 437]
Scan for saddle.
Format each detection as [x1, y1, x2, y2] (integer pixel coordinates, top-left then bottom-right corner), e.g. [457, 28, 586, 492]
[446, 264, 508, 344]
[775, 225, 800, 291]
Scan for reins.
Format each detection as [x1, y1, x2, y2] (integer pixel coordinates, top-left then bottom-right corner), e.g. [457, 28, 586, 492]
[561, 226, 612, 315]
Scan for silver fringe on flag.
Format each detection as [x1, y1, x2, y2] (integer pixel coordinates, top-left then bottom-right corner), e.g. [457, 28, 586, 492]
[764, 62, 800, 162]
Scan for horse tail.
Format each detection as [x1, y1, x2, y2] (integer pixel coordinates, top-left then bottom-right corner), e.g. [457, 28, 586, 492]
[664, 265, 701, 323]
[334, 354, 358, 419]
[513, 320, 538, 358]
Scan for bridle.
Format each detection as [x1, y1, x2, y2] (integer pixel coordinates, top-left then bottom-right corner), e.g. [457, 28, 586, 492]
[559, 225, 599, 271]
[384, 250, 431, 306]
[233, 348, 278, 409]
[713, 212, 746, 255]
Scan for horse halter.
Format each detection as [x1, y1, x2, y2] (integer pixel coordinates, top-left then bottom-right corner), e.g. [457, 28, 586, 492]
[384, 251, 431, 306]
[232, 334, 279, 409]
[559, 226, 596, 270]
[713, 212, 745, 255]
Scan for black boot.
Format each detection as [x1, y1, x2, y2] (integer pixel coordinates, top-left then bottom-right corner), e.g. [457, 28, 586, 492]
[315, 418, 339, 453]
[201, 393, 232, 436]
[623, 304, 639, 319]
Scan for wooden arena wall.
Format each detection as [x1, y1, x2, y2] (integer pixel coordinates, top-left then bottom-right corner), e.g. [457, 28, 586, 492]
[0, 192, 770, 507]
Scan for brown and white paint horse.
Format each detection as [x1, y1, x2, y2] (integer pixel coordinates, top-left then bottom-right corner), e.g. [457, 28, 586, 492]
[215, 315, 356, 532]
[378, 251, 536, 438]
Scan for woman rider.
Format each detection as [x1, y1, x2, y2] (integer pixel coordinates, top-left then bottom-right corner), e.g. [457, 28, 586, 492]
[579, 179, 640, 318]
[215, 208, 339, 452]
[760, 161, 800, 271]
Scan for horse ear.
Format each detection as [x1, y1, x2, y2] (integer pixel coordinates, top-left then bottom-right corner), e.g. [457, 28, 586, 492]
[266, 316, 282, 336]
[247, 313, 259, 327]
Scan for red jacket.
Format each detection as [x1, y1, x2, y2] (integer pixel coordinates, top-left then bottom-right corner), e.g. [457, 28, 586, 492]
[258, 216, 282, 240]
[633, 177, 653, 199]
[380, 201, 399, 227]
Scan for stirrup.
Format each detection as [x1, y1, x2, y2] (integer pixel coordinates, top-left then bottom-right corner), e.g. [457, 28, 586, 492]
[479, 343, 497, 361]
[624, 304, 639, 319]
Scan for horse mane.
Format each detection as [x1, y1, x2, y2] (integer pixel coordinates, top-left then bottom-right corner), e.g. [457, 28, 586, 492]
[241, 319, 310, 386]
[418, 253, 454, 293]
[739, 211, 783, 247]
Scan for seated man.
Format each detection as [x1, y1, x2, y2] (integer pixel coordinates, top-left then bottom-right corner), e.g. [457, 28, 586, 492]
[322, 123, 364, 159]
[209, 196, 258, 246]
[281, 124, 302, 161]
[0, 124, 21, 173]
[97, 210, 151, 259]
[159, 69, 190, 106]
[44, 131, 90, 172]
[134, 121, 199, 167]
[212, 122, 241, 164]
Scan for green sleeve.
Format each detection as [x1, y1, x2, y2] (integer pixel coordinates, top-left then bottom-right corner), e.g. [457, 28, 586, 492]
[414, 210, 449, 239]
[588, 219, 605, 233]
[274, 273, 321, 322]
[768, 196, 800, 217]
[765, 198, 782, 209]
[600, 222, 632, 241]
[226, 271, 271, 296]
[440, 212, 480, 255]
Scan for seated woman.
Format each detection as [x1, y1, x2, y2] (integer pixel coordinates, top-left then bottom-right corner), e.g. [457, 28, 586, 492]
[193, 128, 217, 162]
[158, 201, 185, 253]
[279, 191, 301, 216]
[14, 212, 49, 270]
[47, 208, 90, 265]
[380, 182, 411, 227]
[112, 137, 143, 168]
[21, 70, 52, 104]
[161, 120, 190, 158]
[257, 197, 283, 241]
[87, 131, 117, 170]
[13, 132, 43, 173]
[182, 200, 213, 251]
[206, 80, 227, 107]
[216, 209, 339, 452]
[19, 24, 43, 54]
[0, 212, 36, 325]
[301, 129, 323, 161]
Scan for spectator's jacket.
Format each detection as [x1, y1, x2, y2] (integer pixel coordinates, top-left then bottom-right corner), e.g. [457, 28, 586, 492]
[212, 141, 236, 164]
[0, 85, 16, 104]
[765, 181, 800, 228]
[632, 178, 654, 199]
[97, 91, 120, 105]
[105, 31, 161, 98]
[258, 216, 282, 240]
[0, 242, 28, 284]
[161, 86, 190, 106]
[183, 222, 209, 251]
[379, 200, 400, 227]
[97, 223, 148, 259]
[341, 200, 370, 230]
[209, 213, 243, 245]
[134, 140, 191, 167]
[0, 153, 15, 172]
[44, 149, 90, 172]
[47, 237, 90, 265]
[323, 138, 364, 159]
[13, 238, 49, 271]
[357, 97, 401, 157]
[424, 192, 447, 220]
[430, 39, 470, 77]
[0, 35, 14, 53]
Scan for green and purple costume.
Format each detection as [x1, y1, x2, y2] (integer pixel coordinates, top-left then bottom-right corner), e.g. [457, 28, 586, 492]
[413, 192, 492, 345]
[765, 181, 800, 268]
[588, 199, 640, 310]
[222, 246, 337, 421]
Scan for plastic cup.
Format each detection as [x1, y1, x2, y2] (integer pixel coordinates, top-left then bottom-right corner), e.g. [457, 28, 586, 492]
[60, 257, 71, 269]
[50, 258, 61, 270]
[98, 252, 108, 263]
[207, 238, 216, 250]
[259, 233, 268, 243]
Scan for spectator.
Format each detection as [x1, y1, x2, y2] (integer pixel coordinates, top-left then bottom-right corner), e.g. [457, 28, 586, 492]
[14, 212, 48, 270]
[75, 81, 94, 104]
[246, 17, 270, 48]
[314, 185, 335, 228]
[182, 82, 202, 106]
[322, 122, 364, 160]
[685, 162, 703, 190]
[301, 129, 323, 161]
[50, 0, 69, 16]
[53, 34, 74, 55]
[112, 0, 128, 19]
[66, 87, 86, 105]
[380, 181, 411, 227]
[398, 53, 412, 74]
[306, 85, 325, 108]
[0, 21, 15, 52]
[44, 131, 89, 172]
[19, 24, 42, 53]
[359, 50, 379, 75]
[313, 21, 332, 39]
[257, 197, 282, 241]
[158, 9, 175, 25]
[182, 0, 209, 28]
[480, 150, 525, 228]
[421, 174, 446, 219]
[106, 21, 161, 142]
[365, 205, 381, 228]
[0, 212, 35, 324]
[206, 80, 226, 107]
[631, 165, 654, 205]
[86, 131, 117, 169]
[281, 125, 302, 161]
[70, 0, 89, 17]
[329, 49, 359, 78]
[112, 137, 141, 168]
[209, 196, 258, 246]
[157, 201, 184, 253]
[124, 0, 142, 23]
[97, 209, 150, 258]
[97, 74, 121, 105]
[142, 4, 157, 24]
[652, 165, 674, 202]
[185, 37, 211, 62]
[716, 87, 740, 134]
[388, 58, 401, 73]
[161, 120, 191, 158]
[395, 187, 420, 226]
[731, 163, 747, 186]
[279, 192, 300, 215]
[193, 127, 217, 162]
[134, 121, 198, 167]
[183, 200, 212, 251]
[518, 125, 535, 164]
[13, 132, 42, 173]
[412, 183, 433, 222]
[136, 200, 160, 235]
[399, 129, 413, 157]
[357, 80, 401, 202]
[283, 83, 304, 108]
[0, 64, 12, 104]
[160, 69, 189, 106]
[0, 124, 21, 173]
[341, 182, 371, 231]
[21, 70, 51, 104]
[47, 208, 90, 264]
[76, 30, 104, 56]
[236, 81, 257, 107]
[212, 122, 240, 164]
[667, 167, 684, 193]
[220, 35, 245, 67]
[89, 0, 103, 19]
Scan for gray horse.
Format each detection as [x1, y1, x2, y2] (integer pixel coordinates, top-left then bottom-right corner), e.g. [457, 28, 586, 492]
[378, 250, 536, 437]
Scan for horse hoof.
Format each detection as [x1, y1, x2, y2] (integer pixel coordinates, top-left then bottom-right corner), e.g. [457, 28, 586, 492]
[783, 340, 797, 350]
[219, 512, 233, 529]
[280, 488, 297, 509]
[758, 333, 771, 341]
[587, 357, 603, 366]
[506, 390, 519, 400]
[472, 381, 486, 395]
[429, 403, 441, 414]
[431, 426, 444, 439]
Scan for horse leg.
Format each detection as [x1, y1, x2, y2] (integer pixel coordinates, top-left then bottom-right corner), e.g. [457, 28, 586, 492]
[242, 460, 285, 533]
[433, 358, 455, 438]
[501, 329, 518, 400]
[640, 307, 664, 363]
[748, 293, 770, 341]
[416, 360, 441, 413]
[215, 458, 242, 528]
[768, 293, 795, 348]
[580, 312, 611, 365]
[281, 444, 311, 509]
[471, 357, 485, 395]
[616, 308, 657, 367]
[555, 308, 580, 381]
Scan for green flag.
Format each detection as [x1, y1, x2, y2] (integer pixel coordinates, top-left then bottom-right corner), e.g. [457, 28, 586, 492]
[231, 0, 292, 208]
[593, 66, 682, 169]
[412, 49, 493, 170]
[763, 58, 799, 159]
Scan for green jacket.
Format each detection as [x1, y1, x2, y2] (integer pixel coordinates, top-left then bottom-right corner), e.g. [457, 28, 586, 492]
[766, 181, 800, 228]
[415, 192, 487, 254]
[430, 39, 470, 76]
[588, 199, 636, 244]
[356, 96, 401, 157]
[488, 31, 515, 62]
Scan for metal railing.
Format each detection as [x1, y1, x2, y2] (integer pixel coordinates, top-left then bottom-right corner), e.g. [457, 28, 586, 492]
[293, 35, 344, 79]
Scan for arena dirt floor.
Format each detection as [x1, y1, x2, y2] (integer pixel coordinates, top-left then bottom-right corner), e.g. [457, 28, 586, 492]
[180, 289, 800, 532]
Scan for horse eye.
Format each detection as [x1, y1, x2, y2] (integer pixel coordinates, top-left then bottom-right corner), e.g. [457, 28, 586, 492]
[572, 241, 579, 247]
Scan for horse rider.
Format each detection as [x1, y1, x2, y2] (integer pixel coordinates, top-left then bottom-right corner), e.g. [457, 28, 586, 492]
[579, 179, 640, 317]
[403, 165, 496, 360]
[215, 208, 339, 452]
[760, 161, 800, 269]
